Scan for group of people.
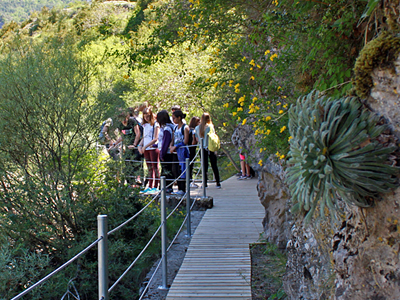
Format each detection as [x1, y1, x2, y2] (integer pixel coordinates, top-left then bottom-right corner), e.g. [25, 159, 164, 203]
[99, 105, 221, 195]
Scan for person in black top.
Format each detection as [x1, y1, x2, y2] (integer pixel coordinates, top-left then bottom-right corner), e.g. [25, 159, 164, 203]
[115, 111, 142, 186]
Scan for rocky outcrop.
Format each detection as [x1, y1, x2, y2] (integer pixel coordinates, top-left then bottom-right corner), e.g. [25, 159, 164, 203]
[331, 54, 400, 300]
[235, 53, 400, 299]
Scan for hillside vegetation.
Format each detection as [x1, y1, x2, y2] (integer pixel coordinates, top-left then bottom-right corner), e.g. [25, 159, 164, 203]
[0, 0, 77, 26]
[0, 0, 399, 299]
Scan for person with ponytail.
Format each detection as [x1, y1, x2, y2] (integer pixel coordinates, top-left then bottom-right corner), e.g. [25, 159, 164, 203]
[170, 110, 190, 195]
[195, 113, 221, 189]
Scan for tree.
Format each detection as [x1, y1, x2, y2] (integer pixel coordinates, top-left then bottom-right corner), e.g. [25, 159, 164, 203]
[0, 34, 102, 253]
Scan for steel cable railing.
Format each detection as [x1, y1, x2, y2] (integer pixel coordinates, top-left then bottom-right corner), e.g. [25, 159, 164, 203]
[11, 139, 208, 300]
[10, 237, 103, 300]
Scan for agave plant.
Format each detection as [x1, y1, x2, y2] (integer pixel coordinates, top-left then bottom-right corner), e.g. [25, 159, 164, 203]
[286, 91, 398, 223]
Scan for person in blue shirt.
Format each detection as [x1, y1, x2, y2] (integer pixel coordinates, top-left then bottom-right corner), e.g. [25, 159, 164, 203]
[170, 110, 190, 195]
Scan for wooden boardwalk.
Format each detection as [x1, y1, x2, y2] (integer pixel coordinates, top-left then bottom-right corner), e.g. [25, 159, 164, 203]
[166, 176, 265, 299]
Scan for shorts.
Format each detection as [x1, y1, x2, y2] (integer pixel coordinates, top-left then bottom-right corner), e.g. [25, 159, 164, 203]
[239, 153, 245, 161]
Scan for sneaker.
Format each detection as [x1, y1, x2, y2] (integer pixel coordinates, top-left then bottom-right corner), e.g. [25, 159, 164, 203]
[235, 172, 242, 177]
[140, 188, 151, 194]
[216, 184, 221, 189]
[245, 175, 252, 180]
[237, 175, 246, 180]
[146, 188, 159, 194]
[190, 183, 199, 189]
[171, 190, 185, 195]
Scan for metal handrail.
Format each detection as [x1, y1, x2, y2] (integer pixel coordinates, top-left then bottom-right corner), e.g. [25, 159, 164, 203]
[108, 222, 163, 293]
[11, 139, 207, 300]
[11, 237, 103, 300]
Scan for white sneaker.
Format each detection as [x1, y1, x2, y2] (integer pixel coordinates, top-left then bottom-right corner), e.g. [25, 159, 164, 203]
[190, 183, 199, 188]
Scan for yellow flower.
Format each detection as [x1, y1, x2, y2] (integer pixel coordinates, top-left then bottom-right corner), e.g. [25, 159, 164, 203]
[213, 82, 218, 88]
[258, 159, 263, 166]
[235, 83, 240, 89]
[249, 59, 255, 66]
[194, 34, 198, 39]
[283, 104, 288, 108]
[194, 22, 199, 28]
[235, 89, 240, 93]
[267, 129, 271, 135]
[242, 119, 247, 125]
[209, 67, 217, 75]
[229, 80, 233, 87]
[264, 50, 270, 56]
[275, 151, 280, 157]
[288, 136, 293, 141]
[234, 63, 239, 69]
[123, 74, 129, 79]
[280, 154, 285, 160]
[276, 102, 281, 106]
[223, 122, 227, 126]
[255, 106, 260, 110]
[270, 53, 278, 61]
[252, 97, 257, 102]
[265, 116, 271, 121]
[250, 67, 253, 71]
[260, 148, 263, 153]
[257, 64, 261, 69]
[205, 78, 210, 82]
[221, 82, 226, 88]
[250, 76, 255, 80]
[279, 110, 284, 114]
[238, 96, 245, 103]
[232, 112, 237, 116]
[242, 56, 246, 61]
[280, 126, 287, 133]
[189, 80, 194, 85]
[238, 116, 241, 121]
[223, 103, 229, 108]
[277, 86, 282, 90]
[237, 107, 243, 112]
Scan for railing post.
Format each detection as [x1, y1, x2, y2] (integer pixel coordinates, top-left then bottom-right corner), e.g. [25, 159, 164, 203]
[98, 215, 109, 300]
[186, 158, 191, 237]
[200, 138, 207, 198]
[159, 176, 169, 290]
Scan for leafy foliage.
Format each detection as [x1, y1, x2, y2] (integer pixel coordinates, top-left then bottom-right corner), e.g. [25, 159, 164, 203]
[0, 0, 75, 25]
[286, 91, 399, 223]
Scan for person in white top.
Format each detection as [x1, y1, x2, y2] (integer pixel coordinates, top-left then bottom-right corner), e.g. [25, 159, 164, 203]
[138, 107, 160, 192]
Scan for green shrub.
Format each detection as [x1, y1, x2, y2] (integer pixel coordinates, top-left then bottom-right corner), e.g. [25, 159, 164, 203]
[286, 91, 399, 223]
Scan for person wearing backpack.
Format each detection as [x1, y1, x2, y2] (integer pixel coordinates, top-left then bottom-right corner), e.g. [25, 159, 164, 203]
[170, 110, 190, 195]
[195, 112, 221, 189]
[115, 110, 142, 186]
[138, 107, 160, 194]
[188, 116, 200, 188]
[157, 110, 175, 193]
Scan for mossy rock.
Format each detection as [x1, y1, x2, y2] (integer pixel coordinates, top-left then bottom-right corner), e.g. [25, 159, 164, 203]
[353, 32, 400, 99]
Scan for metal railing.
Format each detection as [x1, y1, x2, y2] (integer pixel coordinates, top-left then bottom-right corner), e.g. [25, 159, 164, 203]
[11, 139, 209, 300]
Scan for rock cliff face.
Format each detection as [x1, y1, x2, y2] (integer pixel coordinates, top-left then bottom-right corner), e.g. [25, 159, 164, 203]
[235, 55, 400, 299]
[331, 54, 400, 300]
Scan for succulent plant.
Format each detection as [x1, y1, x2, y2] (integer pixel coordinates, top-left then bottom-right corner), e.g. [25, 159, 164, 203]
[286, 91, 398, 223]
